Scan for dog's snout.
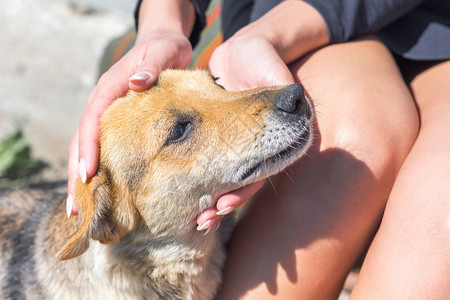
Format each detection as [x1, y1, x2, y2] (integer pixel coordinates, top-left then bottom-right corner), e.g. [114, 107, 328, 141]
[274, 84, 307, 116]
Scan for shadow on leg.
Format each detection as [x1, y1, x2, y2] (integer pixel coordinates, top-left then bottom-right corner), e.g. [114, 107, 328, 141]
[216, 37, 419, 300]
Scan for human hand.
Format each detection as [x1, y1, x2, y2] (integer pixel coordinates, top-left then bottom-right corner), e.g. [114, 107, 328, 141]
[66, 31, 192, 217]
[195, 18, 296, 233]
[207, 0, 328, 91]
[195, 180, 266, 234]
[196, 1, 328, 232]
[208, 27, 295, 91]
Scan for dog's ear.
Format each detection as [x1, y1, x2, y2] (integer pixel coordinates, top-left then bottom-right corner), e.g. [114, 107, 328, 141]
[57, 171, 133, 261]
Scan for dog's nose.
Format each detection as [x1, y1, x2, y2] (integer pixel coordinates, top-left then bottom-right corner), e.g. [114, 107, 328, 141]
[274, 84, 307, 116]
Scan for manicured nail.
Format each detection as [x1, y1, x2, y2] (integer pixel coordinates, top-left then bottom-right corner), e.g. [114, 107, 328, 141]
[66, 195, 73, 219]
[79, 159, 87, 184]
[216, 206, 235, 216]
[202, 227, 212, 236]
[129, 71, 151, 82]
[197, 219, 212, 231]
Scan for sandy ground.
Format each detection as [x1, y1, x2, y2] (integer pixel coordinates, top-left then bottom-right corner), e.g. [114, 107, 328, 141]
[0, 0, 134, 180]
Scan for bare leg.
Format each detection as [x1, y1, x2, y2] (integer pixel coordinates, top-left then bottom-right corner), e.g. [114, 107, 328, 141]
[216, 37, 419, 300]
[351, 60, 450, 299]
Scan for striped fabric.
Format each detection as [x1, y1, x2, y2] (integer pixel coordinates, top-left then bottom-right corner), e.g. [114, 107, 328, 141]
[189, 0, 223, 69]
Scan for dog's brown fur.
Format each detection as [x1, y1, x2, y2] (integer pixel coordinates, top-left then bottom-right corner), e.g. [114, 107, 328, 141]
[0, 70, 313, 299]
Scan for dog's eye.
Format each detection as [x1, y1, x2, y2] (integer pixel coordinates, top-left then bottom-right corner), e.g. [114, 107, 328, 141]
[165, 120, 193, 145]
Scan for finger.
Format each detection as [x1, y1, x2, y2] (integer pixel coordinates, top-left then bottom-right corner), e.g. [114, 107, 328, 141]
[261, 47, 296, 87]
[77, 104, 102, 183]
[86, 85, 98, 106]
[196, 208, 218, 232]
[129, 38, 193, 92]
[78, 70, 131, 182]
[196, 180, 266, 232]
[216, 179, 266, 213]
[128, 59, 163, 92]
[128, 49, 188, 92]
[272, 64, 296, 86]
[67, 128, 79, 217]
[67, 84, 98, 216]
[129, 71, 156, 92]
[67, 129, 79, 196]
[128, 57, 163, 92]
[207, 45, 228, 88]
[76, 86, 98, 185]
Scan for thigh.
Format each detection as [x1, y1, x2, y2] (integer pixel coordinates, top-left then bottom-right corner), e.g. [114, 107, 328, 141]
[294, 37, 418, 161]
[351, 60, 450, 299]
[216, 37, 419, 300]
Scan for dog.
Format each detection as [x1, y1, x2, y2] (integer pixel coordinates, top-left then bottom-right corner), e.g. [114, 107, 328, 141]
[0, 69, 313, 300]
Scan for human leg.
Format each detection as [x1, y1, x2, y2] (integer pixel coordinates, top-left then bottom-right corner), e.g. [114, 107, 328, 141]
[215, 37, 419, 300]
[351, 60, 450, 299]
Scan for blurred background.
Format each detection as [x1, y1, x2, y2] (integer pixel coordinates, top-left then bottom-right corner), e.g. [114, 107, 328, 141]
[0, 0, 135, 189]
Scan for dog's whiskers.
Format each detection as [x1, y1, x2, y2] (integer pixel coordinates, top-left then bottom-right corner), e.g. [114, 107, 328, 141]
[263, 161, 278, 196]
[283, 169, 295, 184]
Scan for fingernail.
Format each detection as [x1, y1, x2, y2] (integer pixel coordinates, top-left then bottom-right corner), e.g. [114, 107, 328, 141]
[129, 71, 151, 82]
[79, 159, 87, 184]
[66, 195, 73, 219]
[202, 227, 212, 236]
[216, 206, 235, 216]
[197, 219, 213, 231]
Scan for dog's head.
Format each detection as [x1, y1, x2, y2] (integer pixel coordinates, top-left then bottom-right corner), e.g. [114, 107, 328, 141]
[57, 69, 313, 260]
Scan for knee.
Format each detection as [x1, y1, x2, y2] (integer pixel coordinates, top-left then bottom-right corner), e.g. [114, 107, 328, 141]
[321, 110, 419, 180]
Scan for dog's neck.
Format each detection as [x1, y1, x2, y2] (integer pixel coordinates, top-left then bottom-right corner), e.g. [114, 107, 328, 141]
[85, 224, 221, 299]
[136, 192, 215, 235]
[51, 203, 222, 299]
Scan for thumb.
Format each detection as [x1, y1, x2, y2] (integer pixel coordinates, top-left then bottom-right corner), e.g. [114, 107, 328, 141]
[271, 63, 296, 86]
[128, 45, 192, 92]
[128, 49, 180, 91]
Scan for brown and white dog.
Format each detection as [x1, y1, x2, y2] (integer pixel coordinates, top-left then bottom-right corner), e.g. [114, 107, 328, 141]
[0, 70, 313, 300]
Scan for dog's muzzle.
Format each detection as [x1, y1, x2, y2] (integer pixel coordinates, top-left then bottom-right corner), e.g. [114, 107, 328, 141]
[234, 83, 313, 184]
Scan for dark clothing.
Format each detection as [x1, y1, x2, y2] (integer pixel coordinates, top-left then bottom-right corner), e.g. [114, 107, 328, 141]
[135, 0, 450, 60]
[304, 0, 450, 60]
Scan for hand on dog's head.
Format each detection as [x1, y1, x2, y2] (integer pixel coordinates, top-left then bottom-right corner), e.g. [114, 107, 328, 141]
[57, 69, 313, 260]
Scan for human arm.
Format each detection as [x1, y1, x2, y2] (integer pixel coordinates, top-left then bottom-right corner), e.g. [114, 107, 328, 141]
[135, 0, 210, 47]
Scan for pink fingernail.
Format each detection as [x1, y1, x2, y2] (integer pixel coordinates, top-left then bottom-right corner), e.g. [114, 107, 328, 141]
[129, 71, 151, 82]
[66, 195, 74, 219]
[197, 219, 212, 231]
[79, 159, 87, 184]
[216, 206, 235, 216]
